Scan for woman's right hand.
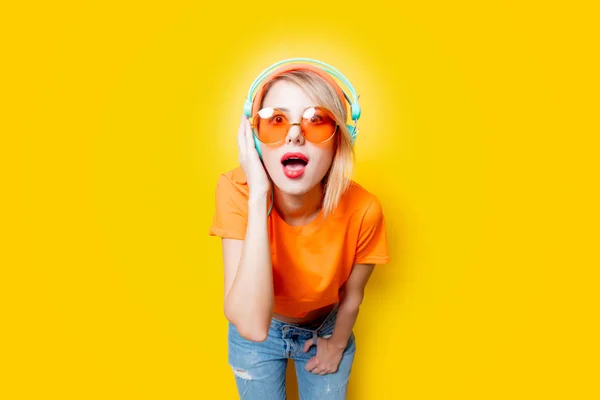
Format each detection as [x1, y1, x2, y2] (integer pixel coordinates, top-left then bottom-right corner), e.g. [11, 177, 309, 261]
[237, 115, 271, 197]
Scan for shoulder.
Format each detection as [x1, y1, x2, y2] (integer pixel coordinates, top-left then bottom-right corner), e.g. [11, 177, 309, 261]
[344, 181, 389, 264]
[217, 165, 247, 186]
[209, 167, 250, 239]
[215, 166, 249, 198]
[213, 166, 250, 216]
[338, 180, 384, 220]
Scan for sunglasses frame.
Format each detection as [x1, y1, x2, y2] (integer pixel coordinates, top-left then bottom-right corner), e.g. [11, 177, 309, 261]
[250, 105, 339, 145]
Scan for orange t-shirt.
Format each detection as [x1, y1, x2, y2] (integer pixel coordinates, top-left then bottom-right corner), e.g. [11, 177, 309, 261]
[208, 166, 390, 318]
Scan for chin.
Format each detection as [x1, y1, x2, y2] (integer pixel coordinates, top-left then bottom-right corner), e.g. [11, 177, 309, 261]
[270, 171, 317, 196]
[263, 161, 322, 196]
[274, 182, 313, 196]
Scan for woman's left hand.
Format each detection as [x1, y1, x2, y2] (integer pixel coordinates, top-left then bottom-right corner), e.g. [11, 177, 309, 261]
[303, 336, 346, 375]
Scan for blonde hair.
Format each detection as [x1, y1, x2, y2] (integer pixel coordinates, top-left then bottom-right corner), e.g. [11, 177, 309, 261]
[259, 70, 356, 218]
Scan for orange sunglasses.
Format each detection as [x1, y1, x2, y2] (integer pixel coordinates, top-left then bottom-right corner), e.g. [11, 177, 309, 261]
[251, 106, 338, 145]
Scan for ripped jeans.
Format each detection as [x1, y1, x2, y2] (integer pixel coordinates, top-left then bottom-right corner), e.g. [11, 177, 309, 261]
[227, 303, 357, 399]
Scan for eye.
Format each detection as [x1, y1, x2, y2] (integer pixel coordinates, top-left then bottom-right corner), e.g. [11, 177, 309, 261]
[310, 115, 323, 124]
[270, 115, 285, 124]
[308, 109, 332, 125]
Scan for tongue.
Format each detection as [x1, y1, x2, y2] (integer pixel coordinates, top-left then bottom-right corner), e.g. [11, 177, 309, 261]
[284, 161, 306, 171]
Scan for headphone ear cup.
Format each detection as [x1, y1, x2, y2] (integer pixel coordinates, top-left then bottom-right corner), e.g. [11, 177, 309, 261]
[346, 124, 357, 144]
[351, 103, 361, 120]
[243, 101, 253, 118]
[253, 134, 263, 159]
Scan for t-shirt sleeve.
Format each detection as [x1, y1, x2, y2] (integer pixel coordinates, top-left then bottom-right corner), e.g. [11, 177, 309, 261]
[208, 174, 248, 240]
[354, 197, 390, 264]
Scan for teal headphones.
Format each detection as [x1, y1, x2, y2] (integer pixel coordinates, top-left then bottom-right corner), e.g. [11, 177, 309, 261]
[243, 58, 361, 159]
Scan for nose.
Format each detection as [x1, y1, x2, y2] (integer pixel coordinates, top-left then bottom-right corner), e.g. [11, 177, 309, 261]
[285, 123, 305, 146]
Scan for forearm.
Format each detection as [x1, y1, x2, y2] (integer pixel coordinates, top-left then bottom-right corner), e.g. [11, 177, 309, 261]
[224, 192, 273, 340]
[329, 291, 362, 350]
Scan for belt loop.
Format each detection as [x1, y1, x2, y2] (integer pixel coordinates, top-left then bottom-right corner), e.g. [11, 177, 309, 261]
[312, 330, 318, 345]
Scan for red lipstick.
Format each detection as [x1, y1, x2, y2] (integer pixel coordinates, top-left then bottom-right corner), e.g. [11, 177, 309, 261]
[281, 152, 309, 179]
[280, 152, 309, 163]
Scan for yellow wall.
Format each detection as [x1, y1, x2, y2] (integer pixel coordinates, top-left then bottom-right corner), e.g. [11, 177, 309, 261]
[3, 1, 598, 399]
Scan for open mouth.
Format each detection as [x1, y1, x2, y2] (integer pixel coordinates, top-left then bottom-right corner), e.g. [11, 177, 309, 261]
[281, 152, 309, 179]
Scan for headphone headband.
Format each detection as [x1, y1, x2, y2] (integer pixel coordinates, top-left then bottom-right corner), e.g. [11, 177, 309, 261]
[243, 58, 361, 122]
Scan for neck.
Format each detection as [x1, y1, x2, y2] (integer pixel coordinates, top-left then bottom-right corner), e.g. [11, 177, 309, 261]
[273, 183, 323, 226]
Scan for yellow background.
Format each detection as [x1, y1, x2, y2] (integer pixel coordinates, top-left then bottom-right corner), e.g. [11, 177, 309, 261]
[2, 1, 598, 399]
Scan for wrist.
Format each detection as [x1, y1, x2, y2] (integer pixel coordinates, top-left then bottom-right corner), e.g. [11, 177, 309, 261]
[329, 337, 348, 350]
[248, 191, 270, 214]
[248, 190, 269, 203]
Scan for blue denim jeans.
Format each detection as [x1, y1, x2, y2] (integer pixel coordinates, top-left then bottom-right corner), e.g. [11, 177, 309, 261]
[227, 303, 357, 399]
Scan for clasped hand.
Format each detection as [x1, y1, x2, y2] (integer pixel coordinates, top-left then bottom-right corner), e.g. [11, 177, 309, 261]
[303, 336, 346, 375]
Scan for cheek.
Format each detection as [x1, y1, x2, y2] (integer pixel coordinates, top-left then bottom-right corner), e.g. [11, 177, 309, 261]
[311, 147, 336, 172]
[260, 147, 282, 175]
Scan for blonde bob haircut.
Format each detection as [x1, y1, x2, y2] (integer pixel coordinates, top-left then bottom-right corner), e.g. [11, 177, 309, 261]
[258, 69, 356, 218]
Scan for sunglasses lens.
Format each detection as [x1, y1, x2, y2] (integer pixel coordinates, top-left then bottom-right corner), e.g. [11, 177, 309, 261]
[301, 107, 337, 143]
[254, 107, 289, 144]
[252, 107, 338, 144]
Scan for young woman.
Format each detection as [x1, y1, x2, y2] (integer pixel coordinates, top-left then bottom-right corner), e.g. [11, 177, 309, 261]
[209, 59, 390, 399]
